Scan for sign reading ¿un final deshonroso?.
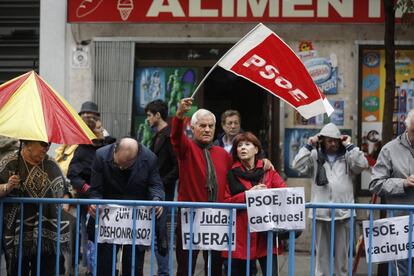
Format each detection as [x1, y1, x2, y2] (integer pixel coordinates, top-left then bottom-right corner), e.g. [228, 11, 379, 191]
[245, 187, 306, 233]
[98, 205, 152, 246]
[181, 208, 236, 251]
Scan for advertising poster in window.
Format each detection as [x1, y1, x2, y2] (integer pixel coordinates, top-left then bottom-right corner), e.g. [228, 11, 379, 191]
[132, 67, 198, 146]
[359, 47, 414, 193]
[294, 100, 344, 126]
[297, 41, 339, 95]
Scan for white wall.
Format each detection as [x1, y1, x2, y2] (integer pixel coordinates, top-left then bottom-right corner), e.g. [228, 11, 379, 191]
[39, 0, 67, 99]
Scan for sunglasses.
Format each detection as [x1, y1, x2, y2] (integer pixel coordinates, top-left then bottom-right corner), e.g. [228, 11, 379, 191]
[39, 141, 51, 148]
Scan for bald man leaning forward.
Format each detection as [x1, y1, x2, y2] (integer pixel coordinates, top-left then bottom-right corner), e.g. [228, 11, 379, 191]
[88, 137, 165, 276]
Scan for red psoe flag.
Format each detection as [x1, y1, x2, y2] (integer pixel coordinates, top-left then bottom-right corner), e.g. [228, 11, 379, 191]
[218, 23, 333, 119]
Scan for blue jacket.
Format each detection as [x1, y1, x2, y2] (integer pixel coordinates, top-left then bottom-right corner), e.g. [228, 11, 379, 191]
[89, 143, 164, 201]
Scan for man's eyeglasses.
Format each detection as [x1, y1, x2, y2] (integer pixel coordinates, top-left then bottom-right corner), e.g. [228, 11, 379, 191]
[39, 141, 51, 148]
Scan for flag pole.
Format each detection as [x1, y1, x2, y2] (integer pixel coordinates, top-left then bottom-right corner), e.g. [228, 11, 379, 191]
[190, 23, 264, 99]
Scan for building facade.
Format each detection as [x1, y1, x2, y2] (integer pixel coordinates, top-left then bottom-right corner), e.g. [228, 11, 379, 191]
[38, 1, 414, 249]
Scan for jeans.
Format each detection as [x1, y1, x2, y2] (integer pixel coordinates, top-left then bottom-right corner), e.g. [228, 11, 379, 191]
[97, 243, 145, 276]
[155, 206, 169, 275]
[391, 259, 414, 276]
[230, 255, 278, 276]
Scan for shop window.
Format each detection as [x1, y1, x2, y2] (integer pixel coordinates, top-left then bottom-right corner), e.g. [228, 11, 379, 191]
[357, 45, 414, 195]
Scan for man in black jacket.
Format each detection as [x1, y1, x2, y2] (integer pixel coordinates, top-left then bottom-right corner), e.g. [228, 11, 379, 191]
[145, 99, 179, 276]
[89, 137, 165, 276]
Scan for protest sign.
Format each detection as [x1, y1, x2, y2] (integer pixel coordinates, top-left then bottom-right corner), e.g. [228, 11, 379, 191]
[363, 215, 414, 263]
[245, 187, 305, 233]
[98, 205, 153, 246]
[181, 208, 236, 251]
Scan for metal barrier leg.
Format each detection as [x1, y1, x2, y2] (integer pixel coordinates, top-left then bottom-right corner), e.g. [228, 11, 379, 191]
[266, 231, 273, 276]
[188, 208, 194, 276]
[310, 208, 316, 276]
[408, 211, 413, 275]
[151, 207, 156, 276]
[288, 231, 296, 276]
[36, 203, 43, 276]
[368, 209, 373, 276]
[18, 202, 24, 276]
[207, 250, 211, 276]
[131, 206, 137, 276]
[55, 204, 62, 276]
[329, 209, 335, 276]
[169, 207, 175, 276]
[246, 224, 251, 276]
[227, 209, 234, 276]
[74, 205, 80, 276]
[93, 205, 100, 276]
[348, 209, 355, 276]
[112, 244, 116, 276]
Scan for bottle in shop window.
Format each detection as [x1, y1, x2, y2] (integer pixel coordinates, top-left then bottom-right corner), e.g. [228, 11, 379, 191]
[394, 86, 400, 113]
[407, 78, 414, 112]
[399, 80, 408, 113]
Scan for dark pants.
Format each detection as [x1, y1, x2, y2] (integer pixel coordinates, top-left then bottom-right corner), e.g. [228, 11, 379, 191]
[97, 243, 145, 276]
[6, 253, 57, 276]
[175, 219, 223, 276]
[230, 255, 278, 276]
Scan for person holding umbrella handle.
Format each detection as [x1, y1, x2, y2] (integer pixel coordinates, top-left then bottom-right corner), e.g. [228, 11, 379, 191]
[0, 174, 20, 196]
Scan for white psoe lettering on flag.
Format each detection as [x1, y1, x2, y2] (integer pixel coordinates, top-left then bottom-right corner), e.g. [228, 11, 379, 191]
[98, 205, 152, 246]
[245, 187, 305, 233]
[242, 54, 309, 102]
[363, 215, 414, 263]
[181, 208, 236, 251]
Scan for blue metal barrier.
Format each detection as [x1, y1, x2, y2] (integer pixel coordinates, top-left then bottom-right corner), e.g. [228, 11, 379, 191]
[1, 198, 414, 276]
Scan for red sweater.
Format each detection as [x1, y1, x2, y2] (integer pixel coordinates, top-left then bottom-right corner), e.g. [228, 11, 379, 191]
[171, 117, 232, 202]
[223, 160, 286, 259]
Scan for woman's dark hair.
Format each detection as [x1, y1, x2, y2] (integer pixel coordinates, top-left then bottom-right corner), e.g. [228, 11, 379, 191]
[231, 131, 262, 162]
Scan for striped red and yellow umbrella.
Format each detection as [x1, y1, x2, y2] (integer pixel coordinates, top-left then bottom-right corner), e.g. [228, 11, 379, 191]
[0, 71, 96, 144]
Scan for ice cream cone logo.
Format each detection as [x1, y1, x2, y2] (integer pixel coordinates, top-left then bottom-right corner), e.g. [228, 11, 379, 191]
[117, 0, 134, 21]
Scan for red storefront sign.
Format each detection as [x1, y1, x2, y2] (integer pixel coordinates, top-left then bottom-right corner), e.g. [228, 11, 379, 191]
[67, 0, 405, 23]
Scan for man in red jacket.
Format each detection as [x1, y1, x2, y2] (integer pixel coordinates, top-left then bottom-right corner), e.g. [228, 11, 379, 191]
[171, 97, 232, 276]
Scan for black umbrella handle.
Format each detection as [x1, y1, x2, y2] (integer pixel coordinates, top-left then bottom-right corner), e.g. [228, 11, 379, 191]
[11, 142, 25, 194]
[14, 142, 23, 175]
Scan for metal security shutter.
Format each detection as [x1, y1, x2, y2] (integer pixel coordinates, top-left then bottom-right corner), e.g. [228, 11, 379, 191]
[0, 0, 39, 83]
[93, 41, 135, 139]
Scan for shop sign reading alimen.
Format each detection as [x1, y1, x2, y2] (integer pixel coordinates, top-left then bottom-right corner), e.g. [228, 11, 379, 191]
[68, 0, 407, 23]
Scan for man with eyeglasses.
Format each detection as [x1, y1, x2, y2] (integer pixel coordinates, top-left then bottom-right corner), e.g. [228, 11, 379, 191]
[88, 137, 165, 276]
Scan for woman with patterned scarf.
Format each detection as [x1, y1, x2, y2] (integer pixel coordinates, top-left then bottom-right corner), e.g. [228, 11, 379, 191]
[223, 131, 286, 276]
[0, 140, 72, 276]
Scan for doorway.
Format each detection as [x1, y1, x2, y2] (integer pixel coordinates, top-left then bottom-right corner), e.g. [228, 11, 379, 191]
[203, 67, 271, 156]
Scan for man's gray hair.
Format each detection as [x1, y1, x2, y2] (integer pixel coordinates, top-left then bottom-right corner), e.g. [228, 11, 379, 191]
[405, 109, 414, 127]
[191, 109, 216, 126]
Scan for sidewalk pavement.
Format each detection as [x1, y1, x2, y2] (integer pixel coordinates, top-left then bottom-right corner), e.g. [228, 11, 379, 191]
[143, 251, 371, 276]
[1, 251, 371, 275]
